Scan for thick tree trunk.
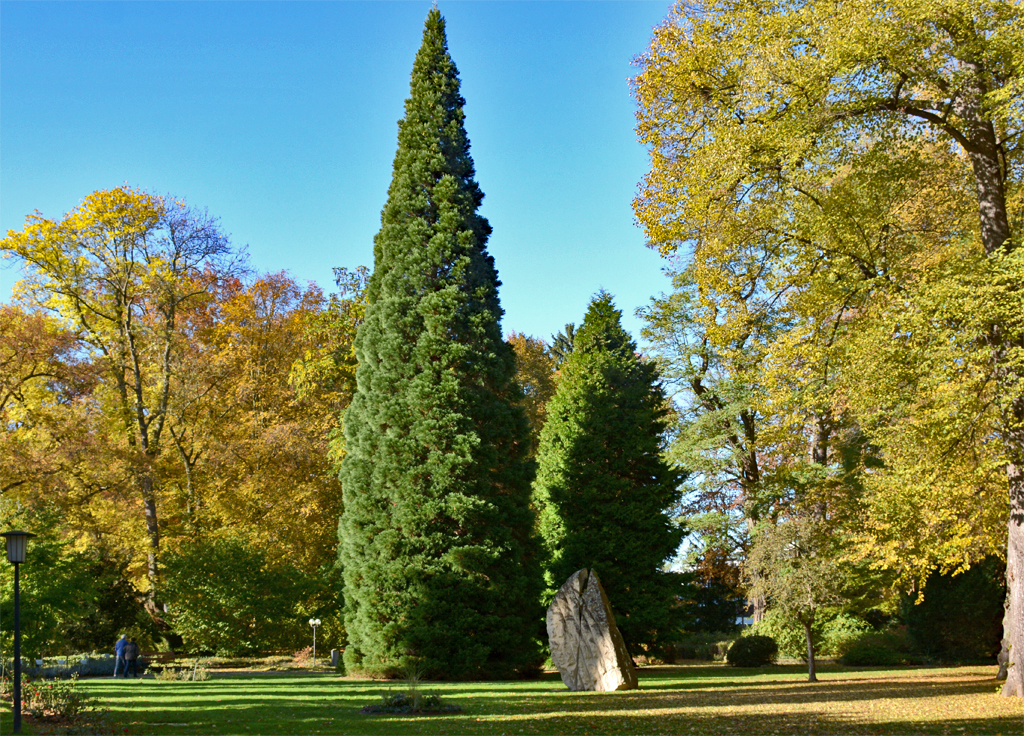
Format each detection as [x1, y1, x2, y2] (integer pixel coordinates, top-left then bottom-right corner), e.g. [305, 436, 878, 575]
[990, 344, 1023, 697]
[810, 413, 830, 468]
[809, 412, 831, 520]
[999, 450, 1024, 696]
[741, 430, 766, 623]
[946, 55, 1011, 261]
[750, 595, 767, 623]
[997, 586, 1010, 680]
[987, 293, 1023, 698]
[958, 79, 1020, 697]
[990, 316, 1023, 697]
[804, 620, 817, 682]
[962, 123, 1011, 260]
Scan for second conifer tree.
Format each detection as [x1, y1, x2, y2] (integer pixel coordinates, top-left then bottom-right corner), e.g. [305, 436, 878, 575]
[534, 292, 685, 654]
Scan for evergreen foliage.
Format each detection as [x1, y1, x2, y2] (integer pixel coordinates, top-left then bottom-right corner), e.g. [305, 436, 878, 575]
[337, 9, 542, 679]
[903, 557, 1006, 662]
[549, 323, 576, 366]
[684, 576, 743, 634]
[726, 635, 779, 667]
[533, 292, 685, 653]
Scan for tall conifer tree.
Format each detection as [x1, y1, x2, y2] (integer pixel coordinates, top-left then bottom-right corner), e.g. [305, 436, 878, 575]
[534, 292, 685, 653]
[337, 9, 542, 679]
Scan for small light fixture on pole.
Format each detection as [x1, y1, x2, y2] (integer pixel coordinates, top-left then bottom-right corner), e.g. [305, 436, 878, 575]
[308, 618, 321, 668]
[2, 530, 36, 735]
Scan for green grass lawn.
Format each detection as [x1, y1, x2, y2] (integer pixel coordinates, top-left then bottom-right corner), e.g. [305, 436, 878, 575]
[3, 663, 1022, 735]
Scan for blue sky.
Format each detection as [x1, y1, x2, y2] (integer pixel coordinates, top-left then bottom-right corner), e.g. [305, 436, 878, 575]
[1, 1, 673, 343]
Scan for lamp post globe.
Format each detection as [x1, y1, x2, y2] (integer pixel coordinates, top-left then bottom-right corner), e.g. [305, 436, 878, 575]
[2, 530, 35, 734]
[308, 618, 321, 668]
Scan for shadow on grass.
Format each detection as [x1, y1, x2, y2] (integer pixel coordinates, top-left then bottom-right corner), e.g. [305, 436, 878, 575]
[73, 666, 1022, 736]
[87, 670, 1007, 708]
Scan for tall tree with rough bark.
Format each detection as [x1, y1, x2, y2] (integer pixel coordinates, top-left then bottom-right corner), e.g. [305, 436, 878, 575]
[634, 0, 1023, 695]
[337, 9, 542, 679]
[533, 292, 685, 653]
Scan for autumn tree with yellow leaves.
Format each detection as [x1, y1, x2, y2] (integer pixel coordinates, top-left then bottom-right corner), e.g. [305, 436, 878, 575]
[634, 0, 1023, 695]
[2, 189, 361, 641]
[2, 188, 239, 606]
[507, 331, 557, 457]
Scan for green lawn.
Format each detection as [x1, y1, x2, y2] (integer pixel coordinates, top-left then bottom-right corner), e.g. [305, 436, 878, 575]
[3, 664, 1022, 735]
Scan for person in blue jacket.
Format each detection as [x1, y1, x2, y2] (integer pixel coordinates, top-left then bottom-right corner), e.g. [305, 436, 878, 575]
[114, 634, 128, 677]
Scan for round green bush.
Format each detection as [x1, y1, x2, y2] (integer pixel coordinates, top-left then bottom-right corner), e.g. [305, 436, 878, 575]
[837, 631, 913, 666]
[726, 635, 778, 667]
[821, 614, 872, 656]
[749, 609, 873, 659]
[747, 609, 810, 658]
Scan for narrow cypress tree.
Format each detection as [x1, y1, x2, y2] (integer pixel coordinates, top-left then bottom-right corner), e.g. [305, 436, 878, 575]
[534, 292, 685, 653]
[338, 10, 542, 679]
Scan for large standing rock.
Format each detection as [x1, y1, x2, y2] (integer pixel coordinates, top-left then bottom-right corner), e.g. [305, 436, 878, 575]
[546, 569, 638, 691]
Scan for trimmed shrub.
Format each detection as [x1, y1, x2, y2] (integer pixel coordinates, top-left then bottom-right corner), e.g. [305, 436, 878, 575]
[22, 653, 147, 678]
[727, 635, 778, 667]
[749, 609, 872, 659]
[674, 631, 738, 661]
[837, 629, 919, 667]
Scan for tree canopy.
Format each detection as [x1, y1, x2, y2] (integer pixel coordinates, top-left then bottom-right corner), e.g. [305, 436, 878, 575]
[634, 0, 1023, 696]
[1, 189, 357, 651]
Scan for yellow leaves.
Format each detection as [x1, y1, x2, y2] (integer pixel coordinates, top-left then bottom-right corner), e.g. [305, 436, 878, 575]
[1, 187, 174, 341]
[635, 0, 1022, 590]
[847, 439, 1007, 582]
[169, 272, 353, 572]
[508, 332, 557, 457]
[70, 186, 164, 235]
[633, 0, 1023, 264]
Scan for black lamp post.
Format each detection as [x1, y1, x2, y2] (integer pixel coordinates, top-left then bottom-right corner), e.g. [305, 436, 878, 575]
[2, 530, 35, 735]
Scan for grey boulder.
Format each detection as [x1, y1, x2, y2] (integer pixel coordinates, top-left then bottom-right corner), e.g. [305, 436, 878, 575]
[546, 568, 638, 691]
